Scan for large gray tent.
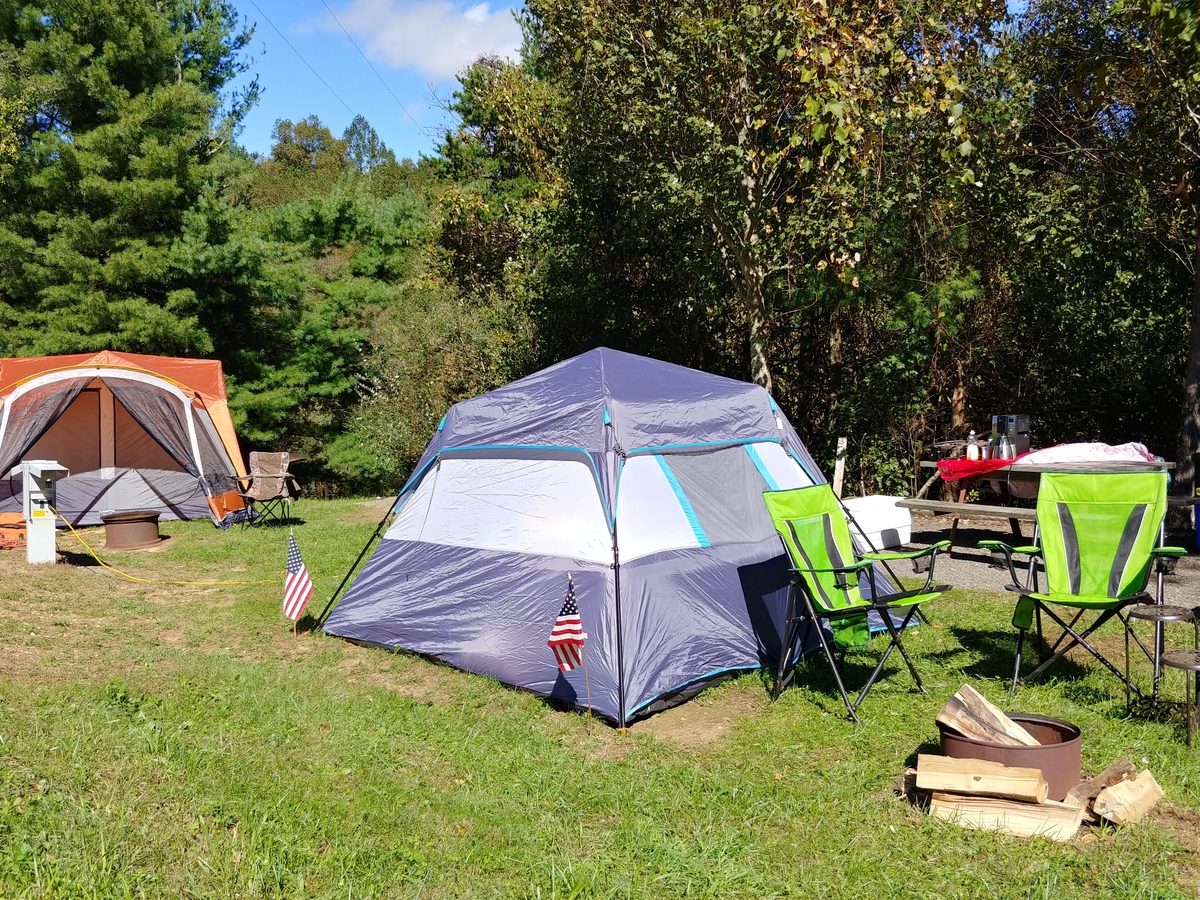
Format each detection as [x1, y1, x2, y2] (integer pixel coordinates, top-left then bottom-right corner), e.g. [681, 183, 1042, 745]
[323, 348, 890, 724]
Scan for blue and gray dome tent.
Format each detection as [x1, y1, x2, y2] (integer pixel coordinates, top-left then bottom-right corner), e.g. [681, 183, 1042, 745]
[322, 348, 892, 725]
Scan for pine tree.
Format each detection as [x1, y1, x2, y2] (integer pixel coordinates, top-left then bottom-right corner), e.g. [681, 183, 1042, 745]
[0, 0, 256, 355]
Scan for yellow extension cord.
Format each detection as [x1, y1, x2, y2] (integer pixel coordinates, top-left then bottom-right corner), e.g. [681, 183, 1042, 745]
[51, 506, 278, 587]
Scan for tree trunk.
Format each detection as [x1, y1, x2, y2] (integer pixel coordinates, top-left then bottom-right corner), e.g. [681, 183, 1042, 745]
[746, 272, 773, 392]
[950, 354, 970, 433]
[1176, 207, 1200, 497]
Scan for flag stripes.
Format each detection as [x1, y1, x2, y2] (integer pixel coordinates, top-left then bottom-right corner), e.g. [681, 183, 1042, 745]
[547, 576, 587, 672]
[284, 533, 314, 621]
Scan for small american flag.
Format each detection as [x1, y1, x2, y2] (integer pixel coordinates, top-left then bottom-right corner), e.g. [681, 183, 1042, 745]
[283, 533, 314, 621]
[548, 575, 587, 672]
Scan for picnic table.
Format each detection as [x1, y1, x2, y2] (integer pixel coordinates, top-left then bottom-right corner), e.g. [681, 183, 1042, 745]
[902, 458, 1184, 546]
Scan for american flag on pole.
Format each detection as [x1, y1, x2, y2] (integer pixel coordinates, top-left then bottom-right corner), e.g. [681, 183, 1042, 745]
[283, 533, 314, 621]
[547, 575, 587, 672]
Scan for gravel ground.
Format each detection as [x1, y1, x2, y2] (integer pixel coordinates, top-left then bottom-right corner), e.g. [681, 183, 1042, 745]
[901, 511, 1200, 606]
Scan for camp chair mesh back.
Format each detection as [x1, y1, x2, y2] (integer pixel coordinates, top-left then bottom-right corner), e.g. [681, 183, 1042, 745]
[1037, 473, 1163, 602]
[763, 484, 948, 722]
[1002, 471, 1177, 696]
[240, 452, 298, 525]
[764, 485, 870, 648]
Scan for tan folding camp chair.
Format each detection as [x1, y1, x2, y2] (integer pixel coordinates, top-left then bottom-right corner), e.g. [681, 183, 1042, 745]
[238, 451, 300, 526]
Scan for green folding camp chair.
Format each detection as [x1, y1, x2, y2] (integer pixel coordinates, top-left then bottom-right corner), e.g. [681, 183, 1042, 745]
[980, 471, 1186, 696]
[763, 485, 950, 722]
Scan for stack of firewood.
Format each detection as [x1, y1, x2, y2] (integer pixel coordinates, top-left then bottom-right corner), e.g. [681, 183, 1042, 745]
[911, 685, 1162, 841]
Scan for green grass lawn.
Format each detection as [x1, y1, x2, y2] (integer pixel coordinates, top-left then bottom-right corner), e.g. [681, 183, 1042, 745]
[1, 499, 1199, 898]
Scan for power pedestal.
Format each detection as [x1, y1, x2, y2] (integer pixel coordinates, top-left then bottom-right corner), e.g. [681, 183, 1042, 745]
[10, 460, 70, 564]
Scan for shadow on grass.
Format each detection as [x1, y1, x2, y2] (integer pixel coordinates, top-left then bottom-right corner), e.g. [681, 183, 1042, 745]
[891, 740, 943, 811]
[243, 517, 308, 529]
[59, 549, 103, 567]
[293, 613, 322, 634]
[925, 625, 1097, 685]
[904, 737, 942, 768]
[777, 648, 929, 719]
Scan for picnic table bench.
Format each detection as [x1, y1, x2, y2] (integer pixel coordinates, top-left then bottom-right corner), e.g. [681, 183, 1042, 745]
[897, 498, 1035, 545]
[901, 468, 1196, 547]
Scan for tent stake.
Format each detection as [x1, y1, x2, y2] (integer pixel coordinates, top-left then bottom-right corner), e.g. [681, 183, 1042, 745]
[313, 496, 397, 628]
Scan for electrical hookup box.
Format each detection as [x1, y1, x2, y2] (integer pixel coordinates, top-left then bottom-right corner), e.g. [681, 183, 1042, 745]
[9, 460, 69, 564]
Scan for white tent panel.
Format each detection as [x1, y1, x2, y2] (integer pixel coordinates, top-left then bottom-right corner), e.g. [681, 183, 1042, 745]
[615, 455, 703, 562]
[747, 441, 813, 490]
[384, 457, 611, 563]
[390, 461, 438, 529]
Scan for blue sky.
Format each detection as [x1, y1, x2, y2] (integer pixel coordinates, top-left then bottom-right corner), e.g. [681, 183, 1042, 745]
[227, 0, 523, 162]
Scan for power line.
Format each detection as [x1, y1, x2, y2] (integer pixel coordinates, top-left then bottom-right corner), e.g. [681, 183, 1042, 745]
[317, 0, 426, 133]
[244, 0, 358, 118]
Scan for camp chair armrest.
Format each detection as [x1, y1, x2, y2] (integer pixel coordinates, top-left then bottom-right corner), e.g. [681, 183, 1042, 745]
[978, 540, 1041, 555]
[860, 541, 950, 593]
[1151, 546, 1187, 559]
[1151, 545, 1187, 574]
[978, 540, 1042, 592]
[787, 560, 873, 575]
[859, 540, 950, 561]
[819, 603, 875, 620]
[789, 559, 871, 593]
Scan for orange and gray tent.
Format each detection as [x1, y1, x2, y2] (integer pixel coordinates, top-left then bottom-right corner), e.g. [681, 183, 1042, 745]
[0, 351, 248, 526]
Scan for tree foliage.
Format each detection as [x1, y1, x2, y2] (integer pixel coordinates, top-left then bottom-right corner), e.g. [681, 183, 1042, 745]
[431, 0, 1200, 492]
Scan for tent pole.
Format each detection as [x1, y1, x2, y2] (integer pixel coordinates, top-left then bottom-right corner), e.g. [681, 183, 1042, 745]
[613, 529, 626, 730]
[313, 496, 396, 628]
[606, 426, 628, 731]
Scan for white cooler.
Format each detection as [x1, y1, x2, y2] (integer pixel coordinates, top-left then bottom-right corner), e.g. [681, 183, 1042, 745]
[841, 495, 911, 551]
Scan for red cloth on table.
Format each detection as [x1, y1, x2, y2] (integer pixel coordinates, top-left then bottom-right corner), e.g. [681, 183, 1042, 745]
[937, 453, 1030, 482]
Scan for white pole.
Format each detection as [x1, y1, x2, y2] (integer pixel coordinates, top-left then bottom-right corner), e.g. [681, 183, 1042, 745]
[832, 436, 848, 498]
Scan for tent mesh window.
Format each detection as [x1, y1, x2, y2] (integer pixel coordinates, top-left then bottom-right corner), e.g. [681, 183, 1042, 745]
[658, 445, 780, 546]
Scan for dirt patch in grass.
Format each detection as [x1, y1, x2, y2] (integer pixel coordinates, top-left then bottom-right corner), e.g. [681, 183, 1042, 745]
[0, 641, 51, 677]
[334, 649, 464, 704]
[340, 499, 394, 525]
[1150, 804, 1200, 894]
[0, 559, 226, 684]
[631, 684, 763, 751]
[562, 724, 634, 761]
[1147, 806, 1200, 892]
[0, 597, 108, 630]
[119, 582, 239, 608]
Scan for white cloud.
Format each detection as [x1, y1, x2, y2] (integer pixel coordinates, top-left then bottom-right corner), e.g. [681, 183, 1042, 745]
[316, 0, 522, 81]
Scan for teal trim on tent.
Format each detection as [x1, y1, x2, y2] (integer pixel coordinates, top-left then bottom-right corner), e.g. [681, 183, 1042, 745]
[744, 443, 779, 490]
[626, 663, 761, 716]
[628, 437, 782, 456]
[654, 455, 710, 548]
